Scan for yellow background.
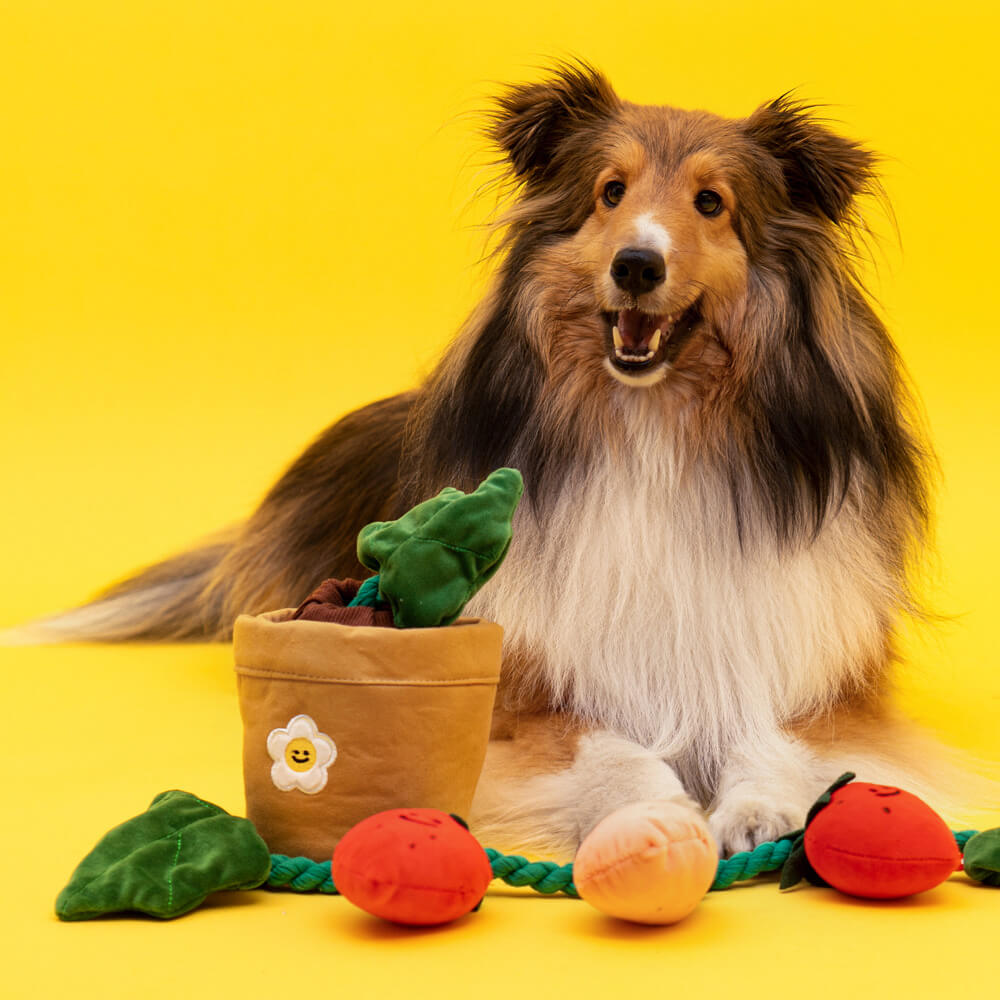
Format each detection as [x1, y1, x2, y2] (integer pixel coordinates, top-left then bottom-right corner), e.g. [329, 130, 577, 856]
[2, 1, 999, 996]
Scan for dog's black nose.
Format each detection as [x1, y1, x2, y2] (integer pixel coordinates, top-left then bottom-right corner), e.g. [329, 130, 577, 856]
[610, 248, 666, 296]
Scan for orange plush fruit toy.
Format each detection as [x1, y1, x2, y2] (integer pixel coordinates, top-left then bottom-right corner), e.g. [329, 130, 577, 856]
[780, 773, 961, 899]
[573, 800, 717, 924]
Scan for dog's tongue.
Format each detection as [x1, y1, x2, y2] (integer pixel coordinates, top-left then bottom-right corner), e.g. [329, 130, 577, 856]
[617, 309, 664, 350]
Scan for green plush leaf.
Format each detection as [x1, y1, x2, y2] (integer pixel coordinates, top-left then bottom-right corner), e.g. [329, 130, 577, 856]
[778, 831, 810, 891]
[803, 772, 855, 827]
[56, 790, 271, 921]
[778, 773, 855, 890]
[357, 467, 524, 628]
[962, 828, 1000, 887]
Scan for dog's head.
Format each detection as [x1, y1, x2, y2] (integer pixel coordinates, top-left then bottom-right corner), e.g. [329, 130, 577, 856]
[411, 64, 926, 554]
[489, 62, 877, 391]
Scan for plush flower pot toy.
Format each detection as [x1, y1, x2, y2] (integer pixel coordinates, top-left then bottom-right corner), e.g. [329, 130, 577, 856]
[234, 608, 503, 860]
[233, 468, 522, 861]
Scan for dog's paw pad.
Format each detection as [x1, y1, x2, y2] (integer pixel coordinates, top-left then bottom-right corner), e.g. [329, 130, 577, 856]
[708, 795, 804, 857]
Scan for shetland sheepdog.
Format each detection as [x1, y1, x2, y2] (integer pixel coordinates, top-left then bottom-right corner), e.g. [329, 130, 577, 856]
[19, 63, 961, 857]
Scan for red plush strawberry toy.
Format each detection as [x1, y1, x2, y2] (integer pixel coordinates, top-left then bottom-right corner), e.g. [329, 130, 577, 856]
[332, 808, 492, 925]
[780, 773, 962, 898]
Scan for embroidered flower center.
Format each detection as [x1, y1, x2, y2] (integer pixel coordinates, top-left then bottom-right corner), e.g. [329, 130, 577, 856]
[285, 737, 315, 772]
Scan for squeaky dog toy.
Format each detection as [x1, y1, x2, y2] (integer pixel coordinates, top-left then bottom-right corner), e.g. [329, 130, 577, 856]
[233, 468, 522, 861]
[780, 773, 963, 898]
[572, 800, 717, 924]
[332, 809, 492, 926]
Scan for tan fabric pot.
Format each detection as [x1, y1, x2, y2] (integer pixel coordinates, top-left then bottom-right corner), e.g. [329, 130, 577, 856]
[233, 609, 503, 861]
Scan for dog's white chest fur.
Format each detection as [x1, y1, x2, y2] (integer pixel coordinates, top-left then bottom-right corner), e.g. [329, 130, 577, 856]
[469, 430, 888, 780]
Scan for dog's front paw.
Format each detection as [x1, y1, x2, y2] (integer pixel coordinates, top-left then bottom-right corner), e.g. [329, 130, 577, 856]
[708, 792, 804, 856]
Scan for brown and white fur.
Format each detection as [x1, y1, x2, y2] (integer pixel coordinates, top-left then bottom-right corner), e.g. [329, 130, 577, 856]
[14, 64, 958, 857]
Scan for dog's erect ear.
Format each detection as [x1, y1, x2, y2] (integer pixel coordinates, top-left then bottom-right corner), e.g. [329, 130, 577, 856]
[745, 97, 877, 224]
[489, 62, 620, 180]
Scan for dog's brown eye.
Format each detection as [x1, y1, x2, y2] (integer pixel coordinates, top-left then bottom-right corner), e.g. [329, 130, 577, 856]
[602, 181, 626, 208]
[694, 189, 723, 216]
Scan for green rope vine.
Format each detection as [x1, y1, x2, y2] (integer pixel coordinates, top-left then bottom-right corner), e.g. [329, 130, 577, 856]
[485, 849, 578, 896]
[268, 854, 337, 893]
[265, 828, 981, 898]
[346, 574, 383, 609]
[711, 837, 795, 890]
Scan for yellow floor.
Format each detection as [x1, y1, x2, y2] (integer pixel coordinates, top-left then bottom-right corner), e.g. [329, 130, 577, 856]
[3, 1, 1000, 996]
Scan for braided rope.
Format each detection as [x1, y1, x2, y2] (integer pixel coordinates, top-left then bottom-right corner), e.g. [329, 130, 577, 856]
[264, 849, 579, 897]
[711, 838, 795, 890]
[267, 854, 336, 893]
[485, 848, 578, 896]
[347, 574, 384, 609]
[265, 828, 981, 898]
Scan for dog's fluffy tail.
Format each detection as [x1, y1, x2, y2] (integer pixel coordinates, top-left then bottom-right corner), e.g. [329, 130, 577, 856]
[798, 703, 1000, 828]
[1, 532, 236, 645]
[4, 393, 417, 646]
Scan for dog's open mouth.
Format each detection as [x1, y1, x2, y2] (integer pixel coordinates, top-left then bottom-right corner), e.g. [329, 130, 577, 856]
[601, 301, 701, 374]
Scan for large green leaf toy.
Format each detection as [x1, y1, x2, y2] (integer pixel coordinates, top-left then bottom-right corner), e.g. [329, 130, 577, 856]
[356, 467, 524, 628]
[56, 790, 271, 920]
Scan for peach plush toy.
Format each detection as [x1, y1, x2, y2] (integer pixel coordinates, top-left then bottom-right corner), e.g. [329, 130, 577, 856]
[573, 800, 718, 924]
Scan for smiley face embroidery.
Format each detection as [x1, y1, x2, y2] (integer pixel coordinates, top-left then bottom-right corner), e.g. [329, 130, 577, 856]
[868, 786, 902, 797]
[267, 714, 337, 793]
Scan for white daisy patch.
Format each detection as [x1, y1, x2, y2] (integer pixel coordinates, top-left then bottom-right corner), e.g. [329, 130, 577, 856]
[266, 714, 337, 794]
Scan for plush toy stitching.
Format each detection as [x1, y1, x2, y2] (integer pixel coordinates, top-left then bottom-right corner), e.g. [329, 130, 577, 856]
[333, 862, 479, 896]
[234, 667, 499, 686]
[577, 833, 708, 882]
[408, 535, 505, 562]
[66, 826, 193, 901]
[166, 831, 183, 909]
[819, 843, 956, 863]
[186, 795, 222, 813]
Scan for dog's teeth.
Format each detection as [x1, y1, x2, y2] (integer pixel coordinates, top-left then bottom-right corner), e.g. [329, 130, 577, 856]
[649, 329, 662, 353]
[612, 325, 623, 350]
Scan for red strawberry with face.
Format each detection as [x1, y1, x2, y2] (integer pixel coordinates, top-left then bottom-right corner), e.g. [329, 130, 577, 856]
[332, 808, 492, 925]
[781, 774, 961, 899]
